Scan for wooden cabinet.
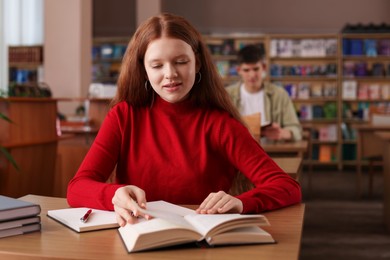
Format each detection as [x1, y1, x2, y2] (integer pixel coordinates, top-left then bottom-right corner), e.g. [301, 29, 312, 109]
[0, 98, 58, 197]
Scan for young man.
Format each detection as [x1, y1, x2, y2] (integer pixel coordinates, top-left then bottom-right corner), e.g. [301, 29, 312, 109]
[226, 44, 302, 141]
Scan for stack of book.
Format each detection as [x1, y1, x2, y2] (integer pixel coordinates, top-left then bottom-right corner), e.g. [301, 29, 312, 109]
[0, 195, 41, 238]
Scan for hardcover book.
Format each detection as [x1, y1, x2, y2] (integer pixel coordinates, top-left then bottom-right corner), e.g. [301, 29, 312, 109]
[0, 223, 41, 239]
[0, 195, 41, 222]
[118, 201, 274, 253]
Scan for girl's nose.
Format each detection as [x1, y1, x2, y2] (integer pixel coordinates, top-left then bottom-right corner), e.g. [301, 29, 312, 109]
[165, 64, 178, 79]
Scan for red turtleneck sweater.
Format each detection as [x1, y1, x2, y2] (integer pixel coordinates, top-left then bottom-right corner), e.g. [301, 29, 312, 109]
[67, 97, 301, 213]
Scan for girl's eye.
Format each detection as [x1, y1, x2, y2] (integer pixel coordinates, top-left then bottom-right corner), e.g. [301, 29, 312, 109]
[176, 60, 188, 64]
[151, 64, 162, 69]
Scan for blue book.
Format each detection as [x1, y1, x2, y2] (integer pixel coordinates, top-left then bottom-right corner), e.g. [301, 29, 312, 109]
[0, 195, 41, 222]
[364, 39, 377, 56]
[350, 39, 364, 56]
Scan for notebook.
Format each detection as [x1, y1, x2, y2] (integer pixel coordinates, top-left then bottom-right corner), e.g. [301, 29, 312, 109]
[47, 207, 119, 232]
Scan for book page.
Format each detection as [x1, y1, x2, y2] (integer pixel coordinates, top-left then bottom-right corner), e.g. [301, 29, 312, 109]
[207, 226, 275, 245]
[145, 201, 195, 216]
[140, 201, 195, 230]
[119, 218, 202, 253]
[184, 214, 269, 237]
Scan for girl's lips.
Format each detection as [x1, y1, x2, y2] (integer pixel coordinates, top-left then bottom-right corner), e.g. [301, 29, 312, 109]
[163, 82, 181, 92]
[163, 82, 181, 88]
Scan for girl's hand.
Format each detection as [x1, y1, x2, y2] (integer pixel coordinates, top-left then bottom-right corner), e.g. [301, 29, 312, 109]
[112, 185, 151, 226]
[196, 191, 243, 214]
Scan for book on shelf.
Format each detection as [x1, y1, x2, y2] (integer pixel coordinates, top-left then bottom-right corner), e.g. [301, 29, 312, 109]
[382, 84, 390, 99]
[299, 104, 313, 120]
[0, 195, 41, 222]
[118, 200, 274, 253]
[323, 83, 337, 97]
[47, 207, 119, 233]
[283, 84, 297, 99]
[215, 60, 230, 77]
[311, 83, 323, 97]
[368, 84, 380, 100]
[342, 81, 357, 100]
[319, 145, 332, 162]
[322, 125, 338, 141]
[358, 84, 369, 99]
[340, 122, 351, 140]
[297, 83, 310, 99]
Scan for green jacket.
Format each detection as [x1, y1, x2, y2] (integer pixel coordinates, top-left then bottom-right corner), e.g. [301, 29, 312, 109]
[226, 81, 302, 141]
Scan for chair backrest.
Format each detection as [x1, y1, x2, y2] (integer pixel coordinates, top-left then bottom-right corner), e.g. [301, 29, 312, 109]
[228, 113, 261, 196]
[242, 113, 261, 138]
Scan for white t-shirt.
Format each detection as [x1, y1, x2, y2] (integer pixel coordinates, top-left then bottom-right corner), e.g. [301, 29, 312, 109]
[239, 84, 268, 125]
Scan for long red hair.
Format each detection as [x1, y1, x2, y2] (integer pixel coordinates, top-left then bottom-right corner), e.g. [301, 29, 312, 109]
[112, 13, 242, 123]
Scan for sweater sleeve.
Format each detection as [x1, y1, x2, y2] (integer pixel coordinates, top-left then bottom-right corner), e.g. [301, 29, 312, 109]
[67, 104, 127, 210]
[217, 115, 302, 213]
[279, 89, 302, 141]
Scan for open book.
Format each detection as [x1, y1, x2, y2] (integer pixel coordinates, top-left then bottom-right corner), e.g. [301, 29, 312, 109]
[118, 201, 275, 253]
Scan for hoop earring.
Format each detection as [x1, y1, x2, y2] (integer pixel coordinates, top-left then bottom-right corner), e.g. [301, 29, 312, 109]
[196, 72, 202, 84]
[144, 80, 150, 91]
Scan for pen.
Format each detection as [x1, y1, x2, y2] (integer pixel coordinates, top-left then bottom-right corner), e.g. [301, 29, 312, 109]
[80, 209, 92, 223]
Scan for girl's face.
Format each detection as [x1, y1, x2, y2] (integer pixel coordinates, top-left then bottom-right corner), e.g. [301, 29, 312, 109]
[144, 37, 197, 103]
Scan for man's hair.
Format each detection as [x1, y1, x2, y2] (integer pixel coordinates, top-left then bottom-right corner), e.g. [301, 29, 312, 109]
[237, 44, 265, 64]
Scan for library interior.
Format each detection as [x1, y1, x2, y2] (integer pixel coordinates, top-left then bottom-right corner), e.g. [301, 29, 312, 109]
[1, 0, 390, 259]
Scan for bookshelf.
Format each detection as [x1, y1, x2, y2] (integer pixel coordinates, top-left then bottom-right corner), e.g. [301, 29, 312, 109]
[92, 37, 129, 84]
[90, 33, 390, 169]
[266, 34, 341, 168]
[203, 34, 266, 86]
[340, 33, 390, 166]
[8, 46, 44, 89]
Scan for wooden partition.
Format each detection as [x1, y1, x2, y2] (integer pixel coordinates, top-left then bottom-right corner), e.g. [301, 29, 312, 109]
[0, 98, 58, 197]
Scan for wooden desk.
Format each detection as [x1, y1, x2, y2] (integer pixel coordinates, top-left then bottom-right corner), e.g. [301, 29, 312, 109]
[352, 124, 390, 198]
[273, 157, 303, 181]
[375, 131, 390, 232]
[0, 195, 305, 260]
[261, 139, 308, 158]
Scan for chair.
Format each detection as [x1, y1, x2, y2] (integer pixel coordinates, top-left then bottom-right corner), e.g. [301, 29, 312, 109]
[228, 113, 261, 196]
[242, 113, 261, 140]
[356, 113, 390, 198]
[301, 126, 313, 195]
[367, 113, 390, 197]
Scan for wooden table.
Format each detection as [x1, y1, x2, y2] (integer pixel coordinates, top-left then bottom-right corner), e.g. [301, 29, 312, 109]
[352, 124, 390, 198]
[261, 139, 308, 158]
[273, 157, 303, 181]
[272, 157, 303, 180]
[0, 195, 305, 260]
[375, 131, 390, 232]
